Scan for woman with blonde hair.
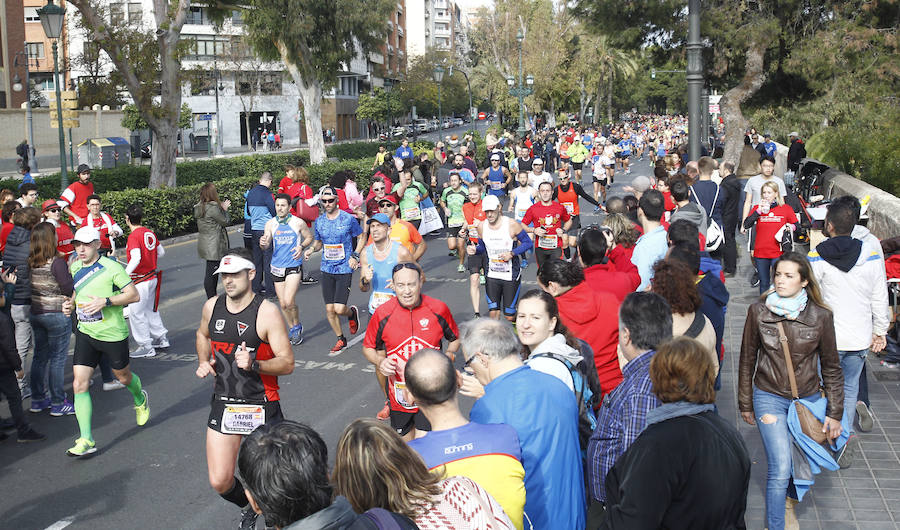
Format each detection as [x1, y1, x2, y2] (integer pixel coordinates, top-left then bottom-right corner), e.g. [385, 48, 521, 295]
[743, 180, 797, 294]
[739, 252, 843, 530]
[602, 212, 640, 261]
[194, 182, 231, 298]
[333, 418, 515, 530]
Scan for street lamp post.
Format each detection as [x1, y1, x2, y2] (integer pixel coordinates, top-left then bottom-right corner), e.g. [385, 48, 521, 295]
[11, 51, 39, 175]
[384, 79, 392, 139]
[507, 30, 534, 138]
[686, 0, 703, 162]
[433, 66, 444, 139]
[37, 0, 67, 189]
[213, 34, 224, 155]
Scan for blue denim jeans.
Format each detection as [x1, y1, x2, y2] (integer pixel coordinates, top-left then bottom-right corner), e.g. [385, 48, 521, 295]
[755, 257, 777, 294]
[753, 387, 824, 530]
[839, 349, 867, 434]
[30, 311, 72, 405]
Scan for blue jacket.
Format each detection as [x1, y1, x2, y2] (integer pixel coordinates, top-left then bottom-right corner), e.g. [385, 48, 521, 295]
[246, 184, 275, 231]
[631, 226, 668, 291]
[471, 365, 586, 530]
[787, 394, 849, 501]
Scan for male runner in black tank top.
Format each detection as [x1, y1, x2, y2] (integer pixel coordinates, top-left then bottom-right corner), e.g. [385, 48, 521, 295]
[195, 247, 294, 529]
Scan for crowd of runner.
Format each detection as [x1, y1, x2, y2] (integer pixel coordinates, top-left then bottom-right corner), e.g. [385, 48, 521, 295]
[0, 115, 896, 530]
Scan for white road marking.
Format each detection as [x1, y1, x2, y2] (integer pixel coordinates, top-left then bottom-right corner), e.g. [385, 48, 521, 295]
[44, 519, 74, 530]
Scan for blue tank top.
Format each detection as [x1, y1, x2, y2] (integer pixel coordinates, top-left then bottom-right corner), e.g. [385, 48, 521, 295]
[365, 241, 400, 314]
[487, 166, 506, 196]
[271, 217, 303, 269]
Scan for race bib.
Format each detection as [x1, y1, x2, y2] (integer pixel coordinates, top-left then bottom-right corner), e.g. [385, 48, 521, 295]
[489, 257, 512, 274]
[448, 217, 464, 228]
[270, 265, 286, 277]
[563, 202, 575, 215]
[393, 380, 414, 409]
[371, 291, 394, 310]
[491, 180, 502, 190]
[221, 404, 266, 435]
[404, 207, 421, 220]
[76, 302, 103, 323]
[323, 243, 345, 261]
[538, 236, 558, 249]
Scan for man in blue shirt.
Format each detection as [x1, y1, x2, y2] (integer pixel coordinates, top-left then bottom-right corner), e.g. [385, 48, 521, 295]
[586, 292, 672, 523]
[617, 136, 633, 174]
[462, 318, 586, 530]
[245, 172, 276, 296]
[761, 132, 777, 158]
[394, 138, 413, 161]
[630, 190, 669, 291]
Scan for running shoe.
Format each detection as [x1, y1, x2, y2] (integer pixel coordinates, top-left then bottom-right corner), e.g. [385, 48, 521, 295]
[29, 398, 51, 413]
[376, 400, 390, 420]
[239, 507, 260, 530]
[135, 390, 150, 426]
[856, 401, 874, 433]
[329, 337, 347, 355]
[152, 337, 170, 349]
[130, 346, 157, 358]
[103, 380, 125, 391]
[348, 305, 360, 335]
[750, 271, 760, 287]
[51, 400, 76, 416]
[67, 437, 97, 457]
[17, 426, 46, 443]
[457, 263, 465, 273]
[301, 276, 319, 285]
[289, 323, 304, 345]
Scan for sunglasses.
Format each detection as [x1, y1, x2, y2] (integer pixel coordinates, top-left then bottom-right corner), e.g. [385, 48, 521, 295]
[321, 198, 336, 204]
[47, 208, 60, 213]
[391, 262, 421, 275]
[464, 354, 478, 368]
[372, 187, 385, 191]
[379, 202, 395, 207]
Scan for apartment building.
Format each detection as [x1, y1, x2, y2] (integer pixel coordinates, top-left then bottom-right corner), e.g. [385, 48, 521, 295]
[405, 0, 470, 63]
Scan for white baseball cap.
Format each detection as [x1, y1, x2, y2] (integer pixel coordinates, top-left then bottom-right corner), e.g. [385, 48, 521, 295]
[481, 194, 501, 211]
[490, 154, 501, 161]
[214, 254, 256, 274]
[532, 158, 544, 165]
[73, 226, 101, 243]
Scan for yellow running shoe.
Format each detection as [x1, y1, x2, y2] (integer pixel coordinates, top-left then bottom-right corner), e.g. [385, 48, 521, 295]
[135, 390, 150, 426]
[67, 437, 97, 457]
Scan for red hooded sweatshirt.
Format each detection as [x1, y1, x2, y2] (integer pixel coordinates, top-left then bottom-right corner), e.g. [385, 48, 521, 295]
[583, 245, 641, 302]
[556, 282, 622, 397]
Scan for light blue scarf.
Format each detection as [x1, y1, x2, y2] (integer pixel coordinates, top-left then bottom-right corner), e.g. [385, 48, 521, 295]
[646, 401, 716, 426]
[765, 288, 808, 320]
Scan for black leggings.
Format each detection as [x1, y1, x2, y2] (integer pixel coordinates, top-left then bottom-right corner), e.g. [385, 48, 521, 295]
[204, 260, 219, 299]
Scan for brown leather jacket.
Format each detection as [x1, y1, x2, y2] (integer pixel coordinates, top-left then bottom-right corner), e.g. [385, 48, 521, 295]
[739, 300, 844, 420]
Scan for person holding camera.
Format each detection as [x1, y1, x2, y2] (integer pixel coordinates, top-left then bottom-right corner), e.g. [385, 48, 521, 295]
[742, 181, 798, 294]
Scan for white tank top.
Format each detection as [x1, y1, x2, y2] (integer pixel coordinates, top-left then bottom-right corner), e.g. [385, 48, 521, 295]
[482, 216, 515, 281]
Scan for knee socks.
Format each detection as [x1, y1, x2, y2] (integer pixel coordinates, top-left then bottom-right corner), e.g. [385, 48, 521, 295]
[125, 373, 145, 406]
[220, 476, 249, 508]
[74, 392, 93, 441]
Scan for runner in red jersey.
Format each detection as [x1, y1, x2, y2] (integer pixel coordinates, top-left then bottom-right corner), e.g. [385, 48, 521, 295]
[60, 164, 95, 226]
[81, 195, 123, 256]
[363, 262, 460, 441]
[521, 181, 572, 269]
[461, 182, 488, 318]
[41, 200, 74, 260]
[123, 204, 169, 358]
[195, 247, 294, 529]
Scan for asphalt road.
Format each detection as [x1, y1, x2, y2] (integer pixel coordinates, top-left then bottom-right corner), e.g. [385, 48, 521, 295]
[0, 151, 650, 529]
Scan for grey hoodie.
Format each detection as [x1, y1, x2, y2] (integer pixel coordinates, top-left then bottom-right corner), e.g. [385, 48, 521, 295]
[670, 202, 709, 237]
[525, 333, 583, 392]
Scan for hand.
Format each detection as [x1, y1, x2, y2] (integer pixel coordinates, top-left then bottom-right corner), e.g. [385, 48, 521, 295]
[741, 411, 755, 425]
[291, 245, 304, 260]
[349, 257, 359, 270]
[466, 245, 476, 256]
[235, 341, 251, 370]
[222, 199, 232, 210]
[499, 251, 513, 261]
[602, 229, 615, 250]
[62, 299, 73, 317]
[362, 265, 374, 283]
[259, 233, 270, 248]
[378, 357, 397, 377]
[458, 371, 485, 399]
[303, 247, 314, 261]
[74, 215, 83, 225]
[555, 228, 563, 236]
[823, 416, 842, 441]
[196, 358, 216, 378]
[740, 226, 747, 234]
[80, 296, 107, 315]
[0, 270, 16, 285]
[871, 335, 887, 353]
[535, 227, 546, 237]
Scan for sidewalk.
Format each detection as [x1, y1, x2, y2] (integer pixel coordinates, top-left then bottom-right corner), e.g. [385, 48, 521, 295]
[717, 240, 900, 529]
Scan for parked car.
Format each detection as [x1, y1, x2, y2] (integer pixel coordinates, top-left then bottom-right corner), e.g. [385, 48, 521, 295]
[452, 118, 463, 127]
[443, 119, 453, 129]
[391, 126, 406, 138]
[428, 119, 440, 131]
[414, 119, 429, 133]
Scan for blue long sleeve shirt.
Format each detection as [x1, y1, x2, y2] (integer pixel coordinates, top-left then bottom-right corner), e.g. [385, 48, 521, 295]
[246, 184, 275, 231]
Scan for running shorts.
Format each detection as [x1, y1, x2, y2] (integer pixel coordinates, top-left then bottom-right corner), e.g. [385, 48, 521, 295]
[207, 396, 284, 434]
[485, 278, 522, 317]
[73, 330, 130, 370]
[321, 272, 353, 305]
[271, 266, 301, 283]
[467, 253, 487, 275]
[572, 161, 584, 171]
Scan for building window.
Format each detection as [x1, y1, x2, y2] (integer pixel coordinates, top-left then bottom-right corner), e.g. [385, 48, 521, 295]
[186, 36, 231, 59]
[339, 77, 358, 97]
[236, 71, 258, 96]
[128, 3, 142, 24]
[190, 71, 216, 95]
[36, 75, 55, 91]
[25, 43, 44, 60]
[187, 6, 207, 25]
[24, 7, 40, 22]
[232, 10, 243, 25]
[260, 72, 282, 95]
[110, 3, 125, 25]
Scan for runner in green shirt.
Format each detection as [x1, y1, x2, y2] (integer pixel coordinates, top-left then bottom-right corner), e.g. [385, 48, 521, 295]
[395, 169, 426, 229]
[62, 226, 149, 457]
[440, 171, 468, 271]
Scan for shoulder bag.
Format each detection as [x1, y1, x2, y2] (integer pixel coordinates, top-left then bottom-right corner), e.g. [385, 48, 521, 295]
[775, 321, 827, 444]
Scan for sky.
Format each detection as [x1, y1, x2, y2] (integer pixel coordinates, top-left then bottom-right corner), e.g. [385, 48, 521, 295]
[454, 0, 491, 11]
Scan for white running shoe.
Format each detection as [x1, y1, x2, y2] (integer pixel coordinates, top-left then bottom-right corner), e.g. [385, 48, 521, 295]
[130, 346, 157, 359]
[103, 380, 126, 391]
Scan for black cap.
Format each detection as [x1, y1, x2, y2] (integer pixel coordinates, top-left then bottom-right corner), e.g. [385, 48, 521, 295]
[76, 164, 91, 174]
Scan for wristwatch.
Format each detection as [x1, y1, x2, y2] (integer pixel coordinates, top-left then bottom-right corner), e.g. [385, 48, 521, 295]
[105, 297, 112, 307]
[250, 360, 260, 373]
[350, 252, 360, 261]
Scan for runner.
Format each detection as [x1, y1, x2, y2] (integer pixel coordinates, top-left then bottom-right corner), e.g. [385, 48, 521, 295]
[259, 194, 314, 345]
[81, 195, 123, 256]
[359, 213, 414, 422]
[303, 187, 363, 354]
[362, 262, 459, 441]
[469, 195, 532, 321]
[617, 133, 634, 174]
[394, 168, 427, 230]
[565, 136, 590, 182]
[61, 226, 148, 458]
[521, 181, 571, 270]
[481, 154, 513, 204]
[508, 171, 538, 269]
[60, 164, 94, 226]
[554, 165, 600, 261]
[527, 158, 553, 189]
[123, 204, 169, 358]
[602, 138, 617, 189]
[195, 248, 294, 530]
[440, 171, 468, 271]
[461, 182, 488, 318]
[41, 199, 74, 261]
[370, 195, 427, 261]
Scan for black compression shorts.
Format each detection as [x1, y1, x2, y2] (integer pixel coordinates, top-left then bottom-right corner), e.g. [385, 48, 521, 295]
[321, 272, 352, 305]
[207, 396, 284, 434]
[485, 278, 522, 317]
[73, 330, 130, 370]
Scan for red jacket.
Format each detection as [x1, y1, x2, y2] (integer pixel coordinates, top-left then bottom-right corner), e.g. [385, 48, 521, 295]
[556, 282, 622, 397]
[583, 246, 641, 302]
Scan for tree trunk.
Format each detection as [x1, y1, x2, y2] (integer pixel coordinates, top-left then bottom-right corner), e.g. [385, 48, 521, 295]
[147, 29, 182, 188]
[150, 127, 179, 186]
[721, 41, 766, 165]
[278, 44, 326, 164]
[606, 75, 614, 123]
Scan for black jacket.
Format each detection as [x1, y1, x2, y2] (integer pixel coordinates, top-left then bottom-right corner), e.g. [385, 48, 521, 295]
[283, 497, 417, 530]
[787, 139, 806, 172]
[4, 226, 32, 305]
[719, 174, 743, 231]
[602, 411, 750, 529]
[0, 307, 21, 372]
